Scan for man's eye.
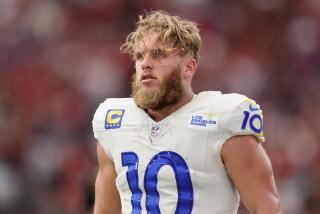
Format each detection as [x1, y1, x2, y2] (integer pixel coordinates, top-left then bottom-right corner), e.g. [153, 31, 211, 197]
[134, 52, 143, 60]
[152, 49, 168, 59]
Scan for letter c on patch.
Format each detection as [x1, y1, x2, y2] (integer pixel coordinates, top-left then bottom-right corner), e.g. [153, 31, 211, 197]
[105, 109, 125, 129]
[107, 110, 122, 123]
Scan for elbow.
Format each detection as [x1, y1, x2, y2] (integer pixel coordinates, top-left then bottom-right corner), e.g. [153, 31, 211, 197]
[272, 195, 282, 214]
[254, 194, 282, 214]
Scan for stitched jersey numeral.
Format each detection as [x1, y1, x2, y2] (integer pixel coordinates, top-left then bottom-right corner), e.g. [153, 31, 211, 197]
[241, 111, 263, 133]
[121, 151, 194, 214]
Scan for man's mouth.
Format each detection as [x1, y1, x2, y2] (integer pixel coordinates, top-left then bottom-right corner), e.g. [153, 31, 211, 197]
[141, 74, 156, 84]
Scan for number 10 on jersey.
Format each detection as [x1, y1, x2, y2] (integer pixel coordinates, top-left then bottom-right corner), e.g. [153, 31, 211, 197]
[121, 151, 194, 214]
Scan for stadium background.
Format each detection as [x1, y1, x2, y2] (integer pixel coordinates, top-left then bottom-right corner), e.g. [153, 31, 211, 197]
[0, 0, 319, 213]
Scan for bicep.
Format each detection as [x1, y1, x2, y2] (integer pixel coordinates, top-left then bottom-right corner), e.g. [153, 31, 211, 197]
[94, 142, 121, 214]
[221, 136, 281, 214]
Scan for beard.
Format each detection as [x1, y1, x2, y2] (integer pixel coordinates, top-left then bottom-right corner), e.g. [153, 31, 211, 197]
[131, 66, 183, 110]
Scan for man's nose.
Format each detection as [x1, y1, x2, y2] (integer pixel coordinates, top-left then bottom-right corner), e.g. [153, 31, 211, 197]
[141, 53, 153, 71]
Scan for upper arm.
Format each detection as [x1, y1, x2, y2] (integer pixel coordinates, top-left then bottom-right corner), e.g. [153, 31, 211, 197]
[94, 142, 121, 214]
[221, 136, 281, 214]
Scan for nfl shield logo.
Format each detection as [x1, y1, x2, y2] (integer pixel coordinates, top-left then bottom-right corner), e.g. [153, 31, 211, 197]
[151, 125, 160, 137]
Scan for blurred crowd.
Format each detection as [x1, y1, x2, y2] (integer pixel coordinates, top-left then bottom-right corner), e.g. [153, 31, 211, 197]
[0, 0, 319, 213]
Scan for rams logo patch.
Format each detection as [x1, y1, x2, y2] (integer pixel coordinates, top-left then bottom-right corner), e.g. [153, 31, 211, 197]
[105, 109, 125, 129]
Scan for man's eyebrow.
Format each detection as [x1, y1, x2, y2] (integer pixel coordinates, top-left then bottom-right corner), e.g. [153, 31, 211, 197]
[133, 47, 159, 53]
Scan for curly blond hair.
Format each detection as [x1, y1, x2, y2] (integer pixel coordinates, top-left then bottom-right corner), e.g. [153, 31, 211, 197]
[120, 10, 202, 61]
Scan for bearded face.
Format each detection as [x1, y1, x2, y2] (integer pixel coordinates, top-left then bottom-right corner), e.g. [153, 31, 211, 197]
[131, 66, 184, 110]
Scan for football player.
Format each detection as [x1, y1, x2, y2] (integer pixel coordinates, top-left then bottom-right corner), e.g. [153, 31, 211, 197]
[92, 10, 281, 214]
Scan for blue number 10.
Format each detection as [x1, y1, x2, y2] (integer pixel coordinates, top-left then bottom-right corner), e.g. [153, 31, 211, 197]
[121, 151, 194, 214]
[241, 110, 263, 134]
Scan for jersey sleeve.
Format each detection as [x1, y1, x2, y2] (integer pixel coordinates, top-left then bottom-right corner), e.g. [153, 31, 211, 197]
[225, 98, 265, 143]
[92, 99, 113, 159]
[92, 101, 106, 141]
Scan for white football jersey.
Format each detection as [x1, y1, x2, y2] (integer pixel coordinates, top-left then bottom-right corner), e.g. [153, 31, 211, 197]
[92, 91, 264, 214]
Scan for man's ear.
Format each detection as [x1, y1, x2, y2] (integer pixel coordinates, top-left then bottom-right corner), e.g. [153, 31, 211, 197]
[184, 57, 197, 77]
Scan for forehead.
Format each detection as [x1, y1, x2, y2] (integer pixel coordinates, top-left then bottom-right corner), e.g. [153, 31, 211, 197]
[135, 34, 170, 52]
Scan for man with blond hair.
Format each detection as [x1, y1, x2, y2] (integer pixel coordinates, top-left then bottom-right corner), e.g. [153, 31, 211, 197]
[92, 10, 281, 214]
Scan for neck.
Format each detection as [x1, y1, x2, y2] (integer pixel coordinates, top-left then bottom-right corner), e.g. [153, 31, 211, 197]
[147, 89, 194, 122]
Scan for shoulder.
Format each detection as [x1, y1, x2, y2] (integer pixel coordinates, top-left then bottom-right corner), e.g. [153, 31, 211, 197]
[197, 91, 264, 142]
[96, 98, 133, 109]
[92, 98, 134, 130]
[196, 91, 248, 112]
[94, 98, 133, 116]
